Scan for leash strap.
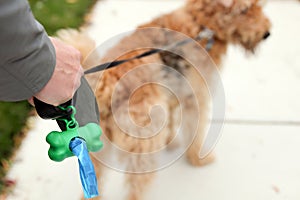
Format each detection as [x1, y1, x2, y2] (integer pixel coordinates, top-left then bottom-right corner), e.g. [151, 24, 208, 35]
[84, 49, 161, 74]
[84, 28, 214, 75]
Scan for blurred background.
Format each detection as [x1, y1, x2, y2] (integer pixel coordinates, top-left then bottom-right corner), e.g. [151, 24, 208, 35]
[1, 0, 300, 199]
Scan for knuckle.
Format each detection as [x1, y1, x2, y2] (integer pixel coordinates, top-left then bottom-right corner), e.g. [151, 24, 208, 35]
[75, 78, 81, 89]
[66, 90, 74, 100]
[73, 48, 81, 59]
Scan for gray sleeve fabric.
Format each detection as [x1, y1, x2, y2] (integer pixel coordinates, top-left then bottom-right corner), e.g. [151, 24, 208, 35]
[0, 0, 55, 101]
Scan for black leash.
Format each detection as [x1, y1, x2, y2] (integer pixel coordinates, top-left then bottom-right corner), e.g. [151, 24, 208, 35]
[84, 48, 161, 74]
[84, 28, 214, 75]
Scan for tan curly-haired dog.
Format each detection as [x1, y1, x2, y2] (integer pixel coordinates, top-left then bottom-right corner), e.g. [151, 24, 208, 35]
[57, 0, 270, 199]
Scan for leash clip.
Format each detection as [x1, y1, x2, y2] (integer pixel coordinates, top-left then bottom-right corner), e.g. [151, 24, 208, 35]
[197, 28, 215, 51]
[198, 27, 215, 40]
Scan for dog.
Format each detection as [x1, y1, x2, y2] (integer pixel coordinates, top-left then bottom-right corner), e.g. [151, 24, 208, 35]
[57, 0, 270, 199]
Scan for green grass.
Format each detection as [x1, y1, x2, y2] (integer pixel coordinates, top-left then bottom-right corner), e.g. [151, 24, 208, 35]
[0, 0, 96, 194]
[0, 101, 31, 193]
[29, 0, 96, 35]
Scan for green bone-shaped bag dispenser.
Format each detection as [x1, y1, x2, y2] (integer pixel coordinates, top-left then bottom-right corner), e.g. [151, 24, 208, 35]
[33, 96, 103, 161]
[46, 106, 103, 162]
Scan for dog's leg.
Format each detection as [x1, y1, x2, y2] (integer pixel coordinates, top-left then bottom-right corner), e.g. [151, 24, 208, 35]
[105, 82, 169, 200]
[125, 155, 156, 200]
[123, 114, 168, 200]
[186, 113, 215, 167]
[166, 99, 180, 150]
[180, 67, 215, 167]
[183, 94, 215, 166]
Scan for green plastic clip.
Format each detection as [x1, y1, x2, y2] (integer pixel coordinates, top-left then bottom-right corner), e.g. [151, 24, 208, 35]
[46, 106, 103, 162]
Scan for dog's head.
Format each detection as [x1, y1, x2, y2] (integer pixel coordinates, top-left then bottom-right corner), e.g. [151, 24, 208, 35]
[187, 0, 271, 51]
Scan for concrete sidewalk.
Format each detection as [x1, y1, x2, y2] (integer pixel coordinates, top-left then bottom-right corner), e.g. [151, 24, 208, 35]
[7, 0, 300, 199]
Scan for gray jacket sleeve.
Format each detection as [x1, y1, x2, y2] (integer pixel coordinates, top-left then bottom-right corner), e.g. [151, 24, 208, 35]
[0, 0, 55, 101]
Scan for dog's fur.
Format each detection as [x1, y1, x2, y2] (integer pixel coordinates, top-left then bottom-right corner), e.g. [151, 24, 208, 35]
[57, 0, 270, 199]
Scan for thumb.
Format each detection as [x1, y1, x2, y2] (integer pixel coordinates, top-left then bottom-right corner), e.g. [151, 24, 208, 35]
[28, 97, 34, 106]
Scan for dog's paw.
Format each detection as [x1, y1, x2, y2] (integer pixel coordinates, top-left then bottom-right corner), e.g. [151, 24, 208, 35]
[127, 193, 140, 200]
[187, 151, 215, 167]
[166, 137, 181, 151]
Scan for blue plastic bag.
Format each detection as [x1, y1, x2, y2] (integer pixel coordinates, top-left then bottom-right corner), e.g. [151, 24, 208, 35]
[70, 137, 99, 199]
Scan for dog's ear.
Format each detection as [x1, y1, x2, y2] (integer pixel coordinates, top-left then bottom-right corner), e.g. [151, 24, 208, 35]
[216, 0, 233, 7]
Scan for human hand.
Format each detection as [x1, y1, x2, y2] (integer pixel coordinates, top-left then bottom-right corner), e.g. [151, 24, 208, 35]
[29, 37, 84, 106]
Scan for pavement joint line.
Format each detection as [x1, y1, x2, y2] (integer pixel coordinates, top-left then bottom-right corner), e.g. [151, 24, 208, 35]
[211, 119, 300, 126]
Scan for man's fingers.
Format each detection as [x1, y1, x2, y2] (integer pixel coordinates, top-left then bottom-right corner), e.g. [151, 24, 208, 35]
[28, 97, 34, 106]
